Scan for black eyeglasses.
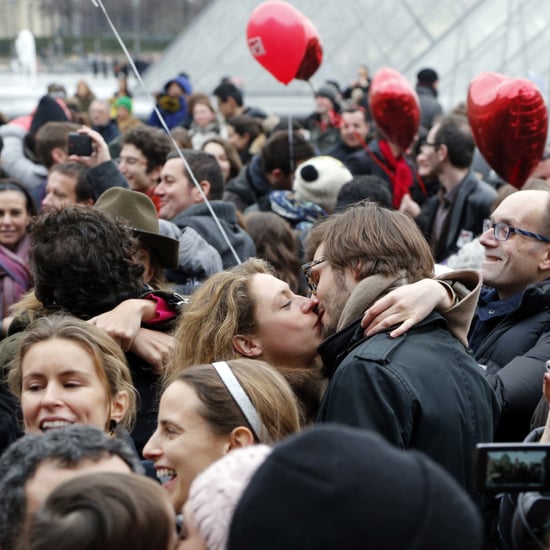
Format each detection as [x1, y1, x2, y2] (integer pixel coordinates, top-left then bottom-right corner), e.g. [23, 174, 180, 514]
[483, 220, 550, 243]
[301, 258, 326, 293]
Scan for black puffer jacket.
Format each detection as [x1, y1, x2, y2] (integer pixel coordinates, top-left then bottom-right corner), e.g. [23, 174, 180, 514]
[471, 279, 550, 442]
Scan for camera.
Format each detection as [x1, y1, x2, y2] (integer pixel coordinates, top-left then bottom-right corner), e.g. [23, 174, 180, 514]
[477, 443, 550, 549]
[476, 443, 550, 493]
[68, 133, 93, 157]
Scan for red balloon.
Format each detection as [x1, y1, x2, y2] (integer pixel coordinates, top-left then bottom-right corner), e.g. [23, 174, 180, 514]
[294, 17, 323, 82]
[467, 72, 548, 188]
[369, 68, 420, 152]
[246, 1, 307, 85]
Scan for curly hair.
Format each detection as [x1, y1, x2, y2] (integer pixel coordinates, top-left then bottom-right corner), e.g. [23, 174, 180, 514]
[8, 314, 138, 432]
[120, 126, 172, 174]
[29, 206, 145, 319]
[167, 259, 271, 376]
[167, 259, 323, 425]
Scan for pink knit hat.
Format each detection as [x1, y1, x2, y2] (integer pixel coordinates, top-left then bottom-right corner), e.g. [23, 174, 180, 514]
[187, 445, 272, 550]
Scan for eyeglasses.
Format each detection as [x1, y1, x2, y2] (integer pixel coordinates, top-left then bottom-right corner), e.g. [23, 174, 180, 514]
[301, 258, 326, 293]
[482, 219, 550, 243]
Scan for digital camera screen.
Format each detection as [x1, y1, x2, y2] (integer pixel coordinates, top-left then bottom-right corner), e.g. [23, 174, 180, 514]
[485, 450, 547, 489]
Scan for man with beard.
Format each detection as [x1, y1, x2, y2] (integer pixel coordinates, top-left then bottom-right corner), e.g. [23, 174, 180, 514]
[304, 202, 499, 496]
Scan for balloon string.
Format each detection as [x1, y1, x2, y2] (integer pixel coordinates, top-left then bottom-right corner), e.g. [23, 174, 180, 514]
[89, 0, 242, 266]
[287, 111, 294, 175]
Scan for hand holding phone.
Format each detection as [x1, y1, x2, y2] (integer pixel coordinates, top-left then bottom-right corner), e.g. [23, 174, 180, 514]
[68, 132, 94, 157]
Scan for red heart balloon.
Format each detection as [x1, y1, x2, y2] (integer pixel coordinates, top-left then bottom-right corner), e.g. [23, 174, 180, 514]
[294, 17, 323, 81]
[369, 68, 420, 152]
[246, 1, 307, 85]
[467, 72, 548, 188]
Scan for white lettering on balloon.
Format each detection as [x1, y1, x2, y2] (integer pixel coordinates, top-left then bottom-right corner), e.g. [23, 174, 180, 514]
[248, 36, 266, 57]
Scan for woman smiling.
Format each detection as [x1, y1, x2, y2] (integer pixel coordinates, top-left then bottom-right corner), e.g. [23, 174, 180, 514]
[8, 314, 137, 437]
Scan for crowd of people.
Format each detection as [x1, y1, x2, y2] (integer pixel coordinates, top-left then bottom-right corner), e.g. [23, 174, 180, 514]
[0, 63, 547, 549]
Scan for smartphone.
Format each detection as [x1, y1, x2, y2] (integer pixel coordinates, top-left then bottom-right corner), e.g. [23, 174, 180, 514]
[68, 133, 93, 156]
[475, 443, 550, 493]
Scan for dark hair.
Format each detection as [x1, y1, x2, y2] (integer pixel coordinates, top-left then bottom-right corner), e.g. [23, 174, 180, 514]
[261, 131, 315, 176]
[267, 117, 304, 137]
[166, 149, 224, 200]
[29, 206, 145, 319]
[244, 211, 303, 293]
[305, 201, 434, 282]
[227, 115, 263, 143]
[213, 82, 243, 107]
[25, 473, 174, 550]
[336, 175, 393, 211]
[35, 121, 80, 169]
[433, 114, 475, 169]
[121, 125, 172, 174]
[201, 136, 242, 180]
[0, 178, 38, 216]
[49, 162, 93, 204]
[0, 425, 142, 550]
[341, 106, 368, 123]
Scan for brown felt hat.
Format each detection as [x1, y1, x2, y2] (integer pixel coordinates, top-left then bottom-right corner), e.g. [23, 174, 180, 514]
[95, 187, 179, 269]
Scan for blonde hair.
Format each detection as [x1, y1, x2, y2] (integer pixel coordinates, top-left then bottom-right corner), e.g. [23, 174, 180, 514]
[167, 258, 272, 378]
[8, 314, 138, 432]
[167, 259, 324, 425]
[172, 359, 300, 443]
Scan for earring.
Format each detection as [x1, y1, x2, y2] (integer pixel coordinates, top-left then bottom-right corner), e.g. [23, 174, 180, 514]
[109, 419, 118, 436]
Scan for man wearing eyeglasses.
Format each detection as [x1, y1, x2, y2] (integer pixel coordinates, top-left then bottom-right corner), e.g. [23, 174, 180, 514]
[117, 126, 172, 213]
[305, 202, 499, 497]
[467, 189, 550, 439]
[363, 189, 550, 443]
[412, 114, 496, 263]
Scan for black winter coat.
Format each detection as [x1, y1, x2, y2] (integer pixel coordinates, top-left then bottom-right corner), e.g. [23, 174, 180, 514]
[317, 313, 500, 497]
[471, 279, 550, 442]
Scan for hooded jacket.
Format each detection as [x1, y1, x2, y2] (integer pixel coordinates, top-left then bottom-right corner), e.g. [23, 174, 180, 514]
[170, 201, 256, 269]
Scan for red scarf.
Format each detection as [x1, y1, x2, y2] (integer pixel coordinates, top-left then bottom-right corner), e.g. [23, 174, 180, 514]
[377, 140, 414, 209]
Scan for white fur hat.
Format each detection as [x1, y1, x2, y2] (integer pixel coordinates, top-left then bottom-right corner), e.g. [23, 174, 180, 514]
[293, 155, 352, 213]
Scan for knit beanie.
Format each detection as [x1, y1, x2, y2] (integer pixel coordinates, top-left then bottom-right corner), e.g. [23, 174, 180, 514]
[187, 445, 272, 550]
[30, 95, 70, 135]
[227, 425, 483, 550]
[315, 83, 340, 110]
[115, 95, 133, 113]
[292, 156, 352, 213]
[417, 67, 439, 85]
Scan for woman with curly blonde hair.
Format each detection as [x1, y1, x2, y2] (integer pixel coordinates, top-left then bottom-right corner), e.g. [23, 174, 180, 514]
[166, 258, 324, 423]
